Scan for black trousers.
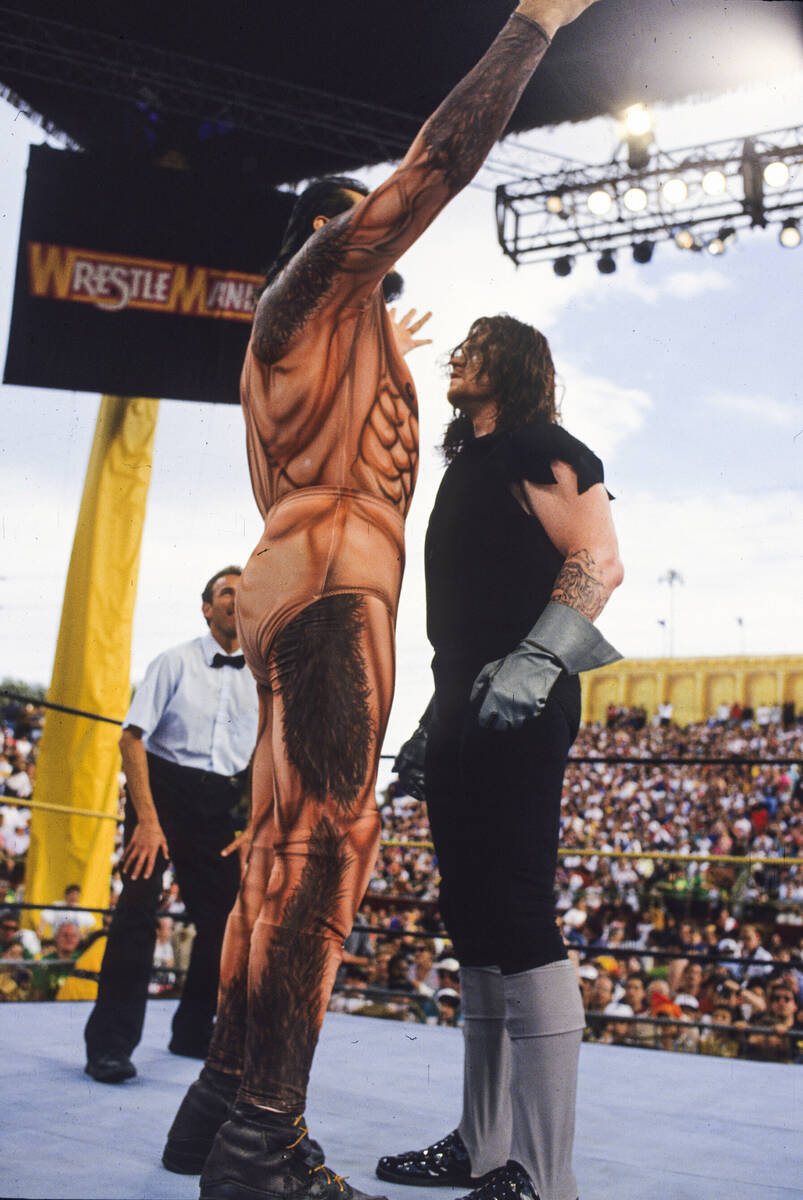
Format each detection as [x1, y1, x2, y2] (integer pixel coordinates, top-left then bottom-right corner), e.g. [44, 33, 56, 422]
[425, 679, 580, 975]
[84, 753, 241, 1060]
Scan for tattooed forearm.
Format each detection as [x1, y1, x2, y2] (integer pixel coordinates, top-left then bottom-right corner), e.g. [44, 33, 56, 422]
[420, 15, 550, 194]
[551, 549, 609, 621]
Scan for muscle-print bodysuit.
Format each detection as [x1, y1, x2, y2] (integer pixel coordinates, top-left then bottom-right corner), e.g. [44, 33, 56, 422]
[236, 291, 416, 686]
[206, 12, 553, 1114]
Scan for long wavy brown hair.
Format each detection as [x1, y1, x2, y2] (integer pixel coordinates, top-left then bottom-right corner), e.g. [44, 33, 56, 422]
[441, 315, 560, 462]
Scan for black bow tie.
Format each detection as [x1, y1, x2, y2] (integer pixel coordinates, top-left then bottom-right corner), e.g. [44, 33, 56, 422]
[211, 653, 245, 669]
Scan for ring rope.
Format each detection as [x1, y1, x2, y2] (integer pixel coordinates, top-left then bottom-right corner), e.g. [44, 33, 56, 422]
[2, 690, 800, 766]
[2, 795, 801, 866]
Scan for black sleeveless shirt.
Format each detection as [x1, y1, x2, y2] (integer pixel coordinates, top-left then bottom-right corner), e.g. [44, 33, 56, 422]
[424, 420, 606, 712]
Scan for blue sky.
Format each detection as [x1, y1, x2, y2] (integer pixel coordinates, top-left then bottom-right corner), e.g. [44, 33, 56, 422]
[1, 53, 802, 757]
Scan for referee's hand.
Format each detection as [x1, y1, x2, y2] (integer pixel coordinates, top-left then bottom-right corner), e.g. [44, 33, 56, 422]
[121, 821, 169, 880]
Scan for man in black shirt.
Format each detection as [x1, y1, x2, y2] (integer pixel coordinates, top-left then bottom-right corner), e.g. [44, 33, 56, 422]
[378, 315, 623, 1200]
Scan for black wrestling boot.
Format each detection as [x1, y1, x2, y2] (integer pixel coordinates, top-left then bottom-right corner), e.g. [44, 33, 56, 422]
[84, 1054, 137, 1084]
[163, 1070, 325, 1176]
[200, 1105, 385, 1200]
[376, 1130, 489, 1188]
[162, 1067, 240, 1174]
[457, 1161, 541, 1200]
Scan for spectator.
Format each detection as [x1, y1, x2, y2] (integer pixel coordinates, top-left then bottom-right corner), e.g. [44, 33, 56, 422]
[434, 956, 461, 997]
[0, 907, 39, 957]
[738, 924, 774, 983]
[38, 884, 98, 937]
[745, 981, 802, 1063]
[699, 1003, 740, 1058]
[577, 963, 597, 1012]
[599, 1002, 634, 1045]
[149, 916, 177, 996]
[673, 994, 701, 1053]
[0, 937, 33, 1001]
[435, 988, 461, 1027]
[651, 997, 684, 1052]
[620, 971, 654, 1047]
[328, 966, 372, 1015]
[3, 755, 33, 800]
[408, 943, 439, 996]
[31, 920, 84, 1000]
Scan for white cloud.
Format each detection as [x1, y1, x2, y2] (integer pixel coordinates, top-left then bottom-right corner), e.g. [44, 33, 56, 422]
[579, 263, 732, 308]
[662, 269, 732, 302]
[600, 485, 803, 662]
[558, 365, 653, 460]
[706, 390, 803, 429]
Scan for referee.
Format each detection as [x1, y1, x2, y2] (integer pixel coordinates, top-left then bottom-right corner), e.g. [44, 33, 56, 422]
[84, 567, 258, 1083]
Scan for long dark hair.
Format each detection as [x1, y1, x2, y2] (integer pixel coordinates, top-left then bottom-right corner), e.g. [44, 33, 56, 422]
[260, 176, 369, 294]
[441, 315, 560, 462]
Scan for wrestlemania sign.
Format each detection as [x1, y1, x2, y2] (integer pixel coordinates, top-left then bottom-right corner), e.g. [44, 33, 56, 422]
[4, 146, 295, 402]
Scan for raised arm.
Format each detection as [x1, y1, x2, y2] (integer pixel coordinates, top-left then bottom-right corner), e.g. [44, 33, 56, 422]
[333, 1, 600, 289]
[254, 0, 599, 353]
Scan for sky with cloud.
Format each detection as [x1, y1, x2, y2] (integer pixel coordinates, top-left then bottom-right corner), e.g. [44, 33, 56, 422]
[0, 48, 801, 756]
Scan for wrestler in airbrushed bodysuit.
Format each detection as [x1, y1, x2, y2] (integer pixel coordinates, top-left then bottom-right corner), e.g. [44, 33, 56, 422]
[201, 11, 562, 1119]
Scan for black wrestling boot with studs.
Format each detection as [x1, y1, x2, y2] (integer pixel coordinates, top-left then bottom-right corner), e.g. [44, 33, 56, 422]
[200, 1105, 385, 1200]
[376, 1130, 490, 1189]
[458, 1161, 541, 1200]
[162, 1068, 324, 1176]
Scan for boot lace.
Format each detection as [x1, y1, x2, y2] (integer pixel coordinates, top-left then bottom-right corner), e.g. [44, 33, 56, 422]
[286, 1114, 311, 1150]
[286, 1119, 347, 1194]
[312, 1163, 347, 1193]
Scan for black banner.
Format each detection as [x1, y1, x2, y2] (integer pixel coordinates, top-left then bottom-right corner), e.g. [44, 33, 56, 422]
[4, 147, 295, 403]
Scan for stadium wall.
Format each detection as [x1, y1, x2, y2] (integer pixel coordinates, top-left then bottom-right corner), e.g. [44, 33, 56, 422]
[581, 654, 803, 726]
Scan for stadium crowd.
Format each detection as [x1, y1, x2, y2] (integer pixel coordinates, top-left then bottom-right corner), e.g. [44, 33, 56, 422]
[1, 688, 802, 1059]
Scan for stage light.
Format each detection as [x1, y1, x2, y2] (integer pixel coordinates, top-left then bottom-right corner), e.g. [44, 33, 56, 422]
[763, 160, 789, 188]
[702, 170, 727, 196]
[662, 178, 688, 205]
[623, 186, 648, 213]
[546, 192, 565, 215]
[632, 240, 654, 264]
[623, 104, 653, 138]
[674, 228, 696, 250]
[588, 189, 613, 215]
[779, 218, 801, 248]
[706, 227, 736, 255]
[553, 255, 574, 276]
[597, 250, 616, 275]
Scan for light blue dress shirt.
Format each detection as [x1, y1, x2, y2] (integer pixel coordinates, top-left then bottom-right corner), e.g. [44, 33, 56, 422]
[125, 633, 258, 776]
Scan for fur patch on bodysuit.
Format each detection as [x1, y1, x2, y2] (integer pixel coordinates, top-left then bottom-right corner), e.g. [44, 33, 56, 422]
[243, 816, 348, 1108]
[271, 593, 374, 811]
[208, 956, 249, 1072]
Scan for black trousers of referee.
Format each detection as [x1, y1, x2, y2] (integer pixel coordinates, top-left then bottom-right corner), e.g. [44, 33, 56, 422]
[84, 753, 241, 1062]
[425, 676, 580, 975]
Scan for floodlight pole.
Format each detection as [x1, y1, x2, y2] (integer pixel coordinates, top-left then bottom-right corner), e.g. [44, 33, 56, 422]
[658, 569, 684, 657]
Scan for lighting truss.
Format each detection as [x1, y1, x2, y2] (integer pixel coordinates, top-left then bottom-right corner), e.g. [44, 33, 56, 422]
[496, 124, 803, 266]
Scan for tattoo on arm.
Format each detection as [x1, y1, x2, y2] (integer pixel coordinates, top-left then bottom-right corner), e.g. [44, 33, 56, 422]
[420, 15, 550, 193]
[551, 550, 608, 621]
[253, 218, 352, 363]
[253, 15, 549, 362]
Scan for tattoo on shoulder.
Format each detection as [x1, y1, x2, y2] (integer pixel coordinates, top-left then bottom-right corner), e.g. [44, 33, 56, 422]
[551, 550, 607, 621]
[253, 217, 352, 364]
